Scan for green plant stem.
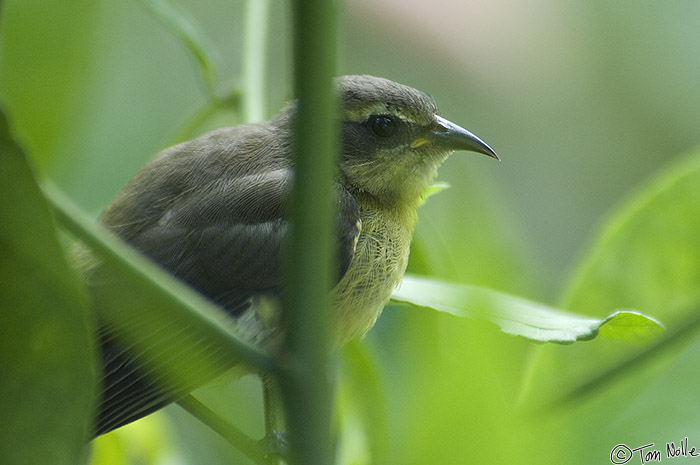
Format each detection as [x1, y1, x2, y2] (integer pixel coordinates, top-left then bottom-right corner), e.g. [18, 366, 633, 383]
[279, 1, 338, 464]
[242, 0, 271, 122]
[140, 0, 219, 102]
[41, 181, 275, 374]
[177, 394, 267, 464]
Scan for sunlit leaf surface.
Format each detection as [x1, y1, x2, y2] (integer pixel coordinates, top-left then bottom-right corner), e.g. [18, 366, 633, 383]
[392, 275, 663, 344]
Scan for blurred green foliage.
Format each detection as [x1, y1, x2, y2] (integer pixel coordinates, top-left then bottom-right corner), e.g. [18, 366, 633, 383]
[2, 1, 700, 464]
[0, 109, 96, 465]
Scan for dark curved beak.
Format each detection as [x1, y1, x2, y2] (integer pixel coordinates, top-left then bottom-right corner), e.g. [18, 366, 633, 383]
[432, 115, 500, 161]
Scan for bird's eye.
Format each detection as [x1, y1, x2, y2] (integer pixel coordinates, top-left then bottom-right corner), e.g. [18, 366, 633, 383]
[368, 115, 397, 138]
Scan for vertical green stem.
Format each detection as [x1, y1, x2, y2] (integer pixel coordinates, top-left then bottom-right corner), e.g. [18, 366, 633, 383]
[242, 0, 271, 122]
[281, 1, 338, 464]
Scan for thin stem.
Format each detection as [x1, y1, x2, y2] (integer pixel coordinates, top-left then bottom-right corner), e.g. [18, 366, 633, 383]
[262, 374, 282, 435]
[279, 1, 338, 464]
[177, 394, 267, 464]
[140, 0, 219, 102]
[242, 0, 271, 122]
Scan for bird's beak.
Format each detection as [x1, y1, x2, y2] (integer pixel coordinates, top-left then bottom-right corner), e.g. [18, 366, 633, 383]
[430, 115, 500, 161]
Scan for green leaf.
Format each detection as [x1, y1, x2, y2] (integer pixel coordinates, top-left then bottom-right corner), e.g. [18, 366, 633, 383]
[598, 310, 666, 343]
[0, 109, 96, 465]
[391, 275, 662, 344]
[338, 341, 391, 465]
[563, 148, 700, 321]
[522, 148, 700, 407]
[418, 181, 450, 206]
[0, 0, 100, 174]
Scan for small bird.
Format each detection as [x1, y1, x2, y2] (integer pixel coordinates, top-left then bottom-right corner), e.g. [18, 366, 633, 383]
[86, 75, 498, 436]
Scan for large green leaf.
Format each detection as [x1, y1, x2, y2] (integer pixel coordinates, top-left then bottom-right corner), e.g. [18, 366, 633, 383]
[392, 274, 663, 344]
[0, 110, 96, 465]
[0, 0, 100, 173]
[563, 148, 700, 320]
[522, 148, 700, 406]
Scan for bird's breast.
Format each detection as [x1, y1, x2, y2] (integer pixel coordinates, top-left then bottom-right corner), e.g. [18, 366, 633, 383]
[330, 203, 417, 345]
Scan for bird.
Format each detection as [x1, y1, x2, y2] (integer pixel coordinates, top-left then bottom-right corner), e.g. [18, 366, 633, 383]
[81, 75, 498, 437]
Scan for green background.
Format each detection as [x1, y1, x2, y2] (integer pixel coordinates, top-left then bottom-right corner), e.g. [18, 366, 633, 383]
[2, 1, 700, 464]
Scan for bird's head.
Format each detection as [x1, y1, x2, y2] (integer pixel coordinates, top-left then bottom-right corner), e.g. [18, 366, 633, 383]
[335, 75, 498, 207]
